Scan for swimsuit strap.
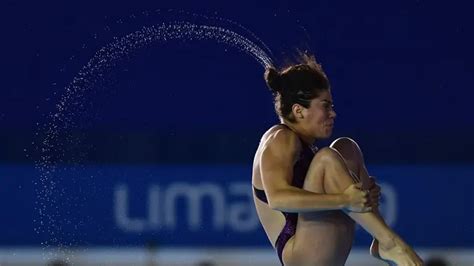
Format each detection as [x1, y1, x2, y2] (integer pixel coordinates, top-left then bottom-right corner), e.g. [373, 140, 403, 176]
[253, 186, 268, 203]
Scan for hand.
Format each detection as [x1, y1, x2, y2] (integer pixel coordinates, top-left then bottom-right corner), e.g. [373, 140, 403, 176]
[343, 182, 371, 212]
[367, 176, 381, 208]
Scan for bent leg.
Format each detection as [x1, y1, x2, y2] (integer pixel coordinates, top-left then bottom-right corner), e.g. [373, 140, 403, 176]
[330, 137, 389, 258]
[316, 146, 395, 242]
[327, 139, 422, 265]
[283, 146, 421, 265]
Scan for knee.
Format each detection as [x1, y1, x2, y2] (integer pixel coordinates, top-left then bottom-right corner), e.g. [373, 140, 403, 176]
[330, 137, 359, 151]
[330, 137, 362, 160]
[315, 147, 355, 192]
[314, 147, 344, 165]
[306, 147, 343, 182]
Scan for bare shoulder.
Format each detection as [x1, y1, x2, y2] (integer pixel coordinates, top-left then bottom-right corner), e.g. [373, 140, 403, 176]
[260, 125, 301, 159]
[256, 125, 302, 189]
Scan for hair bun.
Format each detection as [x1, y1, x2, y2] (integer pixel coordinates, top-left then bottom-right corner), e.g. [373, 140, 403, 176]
[264, 68, 282, 94]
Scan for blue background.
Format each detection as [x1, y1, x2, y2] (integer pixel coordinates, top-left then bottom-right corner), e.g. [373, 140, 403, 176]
[0, 1, 473, 249]
[1, 164, 473, 248]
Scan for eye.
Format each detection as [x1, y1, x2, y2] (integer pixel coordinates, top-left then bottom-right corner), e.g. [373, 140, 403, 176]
[324, 103, 334, 111]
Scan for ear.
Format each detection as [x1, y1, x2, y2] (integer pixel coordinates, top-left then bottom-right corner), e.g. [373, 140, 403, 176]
[292, 104, 304, 120]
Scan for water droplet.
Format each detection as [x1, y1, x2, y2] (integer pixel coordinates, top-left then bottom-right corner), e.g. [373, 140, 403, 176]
[33, 19, 274, 249]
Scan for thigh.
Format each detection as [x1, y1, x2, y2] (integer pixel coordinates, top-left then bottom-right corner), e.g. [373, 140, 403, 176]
[282, 154, 354, 266]
[282, 215, 354, 266]
[301, 151, 327, 193]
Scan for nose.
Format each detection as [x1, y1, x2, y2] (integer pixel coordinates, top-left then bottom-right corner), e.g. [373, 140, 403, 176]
[330, 109, 337, 119]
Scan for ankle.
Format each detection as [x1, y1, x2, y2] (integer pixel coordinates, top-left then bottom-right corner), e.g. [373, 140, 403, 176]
[378, 236, 396, 251]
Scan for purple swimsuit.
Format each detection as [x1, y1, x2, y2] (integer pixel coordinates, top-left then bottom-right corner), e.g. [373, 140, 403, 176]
[254, 125, 315, 265]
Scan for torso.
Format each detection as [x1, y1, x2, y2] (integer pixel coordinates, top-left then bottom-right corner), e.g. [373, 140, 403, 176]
[252, 124, 316, 246]
[252, 124, 289, 246]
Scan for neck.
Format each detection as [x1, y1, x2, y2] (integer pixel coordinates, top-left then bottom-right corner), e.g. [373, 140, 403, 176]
[281, 121, 316, 146]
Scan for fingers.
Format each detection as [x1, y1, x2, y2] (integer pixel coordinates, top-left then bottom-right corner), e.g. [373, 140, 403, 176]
[344, 182, 372, 212]
[368, 177, 378, 190]
[370, 188, 380, 199]
[353, 205, 372, 213]
[370, 193, 381, 202]
[371, 200, 380, 208]
[360, 189, 369, 203]
[369, 184, 382, 208]
[358, 189, 371, 212]
[367, 176, 375, 186]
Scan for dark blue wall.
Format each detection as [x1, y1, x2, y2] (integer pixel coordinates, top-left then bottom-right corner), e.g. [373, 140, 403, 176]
[2, 1, 474, 164]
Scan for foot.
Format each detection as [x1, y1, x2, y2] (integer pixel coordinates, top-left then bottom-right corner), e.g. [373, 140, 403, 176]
[370, 238, 396, 265]
[371, 238, 423, 266]
[370, 238, 379, 258]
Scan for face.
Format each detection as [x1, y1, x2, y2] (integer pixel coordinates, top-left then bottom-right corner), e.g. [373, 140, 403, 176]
[298, 90, 336, 139]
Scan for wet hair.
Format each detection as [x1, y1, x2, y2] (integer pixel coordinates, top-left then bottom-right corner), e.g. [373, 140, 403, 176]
[264, 53, 330, 122]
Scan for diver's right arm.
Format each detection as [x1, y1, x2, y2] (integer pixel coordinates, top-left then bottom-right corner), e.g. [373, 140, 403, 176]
[259, 129, 368, 213]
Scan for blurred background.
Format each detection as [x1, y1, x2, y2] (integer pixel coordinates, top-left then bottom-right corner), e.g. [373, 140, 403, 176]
[1, 1, 473, 265]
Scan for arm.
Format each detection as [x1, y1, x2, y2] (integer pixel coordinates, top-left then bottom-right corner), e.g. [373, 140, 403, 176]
[259, 129, 368, 213]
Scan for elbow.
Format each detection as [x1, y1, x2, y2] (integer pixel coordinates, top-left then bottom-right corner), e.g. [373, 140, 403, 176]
[267, 193, 285, 211]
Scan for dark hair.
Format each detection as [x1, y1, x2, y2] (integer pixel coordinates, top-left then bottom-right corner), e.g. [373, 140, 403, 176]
[264, 53, 330, 122]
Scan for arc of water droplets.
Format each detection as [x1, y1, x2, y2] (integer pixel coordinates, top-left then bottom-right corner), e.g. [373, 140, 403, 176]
[168, 10, 275, 59]
[35, 22, 274, 247]
[41, 22, 274, 171]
